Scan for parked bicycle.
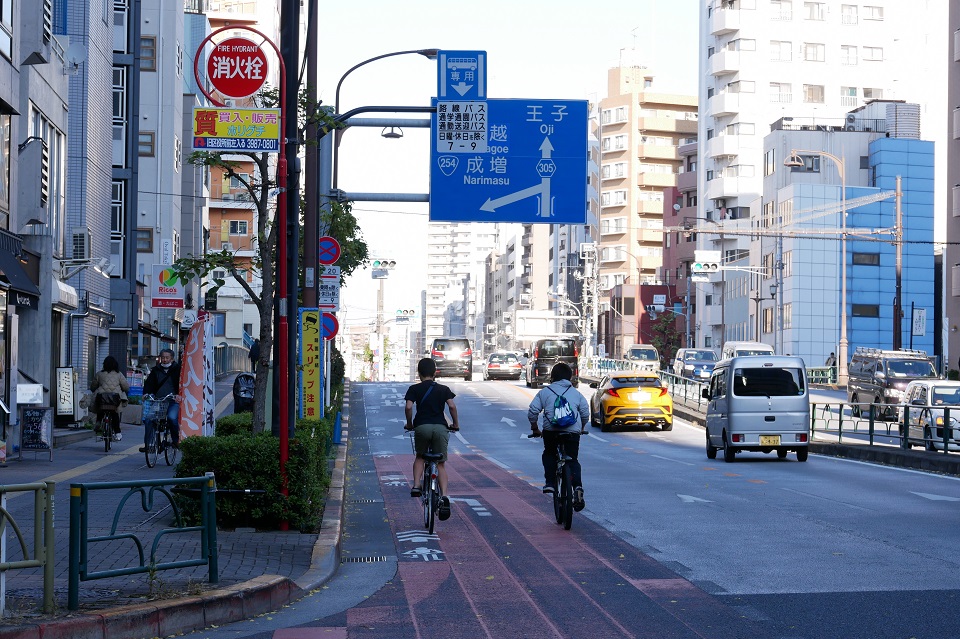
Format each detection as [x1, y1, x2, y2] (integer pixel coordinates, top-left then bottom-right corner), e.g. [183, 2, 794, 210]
[528, 431, 583, 530]
[93, 392, 124, 453]
[142, 393, 179, 468]
[409, 431, 446, 534]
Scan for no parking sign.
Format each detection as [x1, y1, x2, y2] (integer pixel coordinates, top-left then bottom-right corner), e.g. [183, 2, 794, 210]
[321, 312, 338, 341]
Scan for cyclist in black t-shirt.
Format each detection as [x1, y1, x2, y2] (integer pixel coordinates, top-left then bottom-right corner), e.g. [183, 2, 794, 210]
[404, 358, 460, 516]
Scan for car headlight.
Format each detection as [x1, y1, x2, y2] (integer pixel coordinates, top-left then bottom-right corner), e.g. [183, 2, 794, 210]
[884, 388, 903, 399]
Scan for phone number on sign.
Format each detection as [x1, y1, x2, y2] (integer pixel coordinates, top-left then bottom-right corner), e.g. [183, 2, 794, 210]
[199, 137, 280, 151]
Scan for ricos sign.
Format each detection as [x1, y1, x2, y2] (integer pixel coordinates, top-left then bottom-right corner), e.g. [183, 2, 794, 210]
[207, 37, 268, 99]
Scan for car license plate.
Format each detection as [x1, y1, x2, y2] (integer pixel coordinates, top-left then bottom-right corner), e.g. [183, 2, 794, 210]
[759, 435, 780, 446]
[631, 391, 651, 402]
[699, 370, 710, 378]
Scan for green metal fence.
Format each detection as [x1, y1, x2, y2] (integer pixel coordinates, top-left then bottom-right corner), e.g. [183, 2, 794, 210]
[68, 473, 219, 610]
[0, 481, 55, 614]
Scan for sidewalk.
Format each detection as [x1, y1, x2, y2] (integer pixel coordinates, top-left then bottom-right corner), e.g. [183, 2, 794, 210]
[0, 381, 349, 639]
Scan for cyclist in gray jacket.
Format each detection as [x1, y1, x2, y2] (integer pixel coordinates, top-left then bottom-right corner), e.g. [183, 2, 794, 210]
[527, 363, 590, 511]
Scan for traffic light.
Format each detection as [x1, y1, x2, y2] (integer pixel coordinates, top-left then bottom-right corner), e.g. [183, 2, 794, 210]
[371, 259, 397, 269]
[691, 261, 720, 273]
[395, 309, 416, 323]
[644, 304, 665, 318]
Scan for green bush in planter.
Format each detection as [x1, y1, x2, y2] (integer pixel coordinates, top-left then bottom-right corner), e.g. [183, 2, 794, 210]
[215, 412, 254, 437]
[174, 413, 334, 531]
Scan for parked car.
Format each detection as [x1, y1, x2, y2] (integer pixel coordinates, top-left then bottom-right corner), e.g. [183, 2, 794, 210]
[525, 338, 579, 388]
[430, 337, 473, 381]
[901, 379, 960, 451]
[483, 352, 523, 381]
[720, 341, 775, 359]
[624, 344, 660, 371]
[672, 348, 718, 380]
[589, 371, 673, 432]
[847, 347, 938, 419]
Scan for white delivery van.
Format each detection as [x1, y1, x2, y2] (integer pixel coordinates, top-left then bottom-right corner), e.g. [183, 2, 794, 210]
[721, 341, 776, 359]
[702, 355, 810, 463]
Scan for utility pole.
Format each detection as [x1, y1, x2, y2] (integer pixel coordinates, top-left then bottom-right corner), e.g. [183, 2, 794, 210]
[303, 0, 318, 307]
[893, 175, 903, 349]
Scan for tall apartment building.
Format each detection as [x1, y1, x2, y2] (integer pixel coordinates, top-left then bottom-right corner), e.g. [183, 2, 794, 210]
[946, 5, 960, 372]
[594, 64, 697, 357]
[697, 0, 940, 350]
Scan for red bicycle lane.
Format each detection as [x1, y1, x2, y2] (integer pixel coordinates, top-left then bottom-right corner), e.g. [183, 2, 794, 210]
[315, 453, 767, 639]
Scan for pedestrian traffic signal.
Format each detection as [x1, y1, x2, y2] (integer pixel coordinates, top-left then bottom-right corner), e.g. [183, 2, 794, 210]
[691, 262, 720, 273]
[372, 259, 397, 269]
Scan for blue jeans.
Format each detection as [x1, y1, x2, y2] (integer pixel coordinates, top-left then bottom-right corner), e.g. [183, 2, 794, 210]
[144, 401, 180, 447]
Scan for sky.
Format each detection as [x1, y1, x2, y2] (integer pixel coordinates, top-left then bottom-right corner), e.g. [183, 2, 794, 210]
[312, 0, 700, 328]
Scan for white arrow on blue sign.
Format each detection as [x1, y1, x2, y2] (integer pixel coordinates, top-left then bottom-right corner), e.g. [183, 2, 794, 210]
[430, 98, 588, 225]
[437, 50, 486, 100]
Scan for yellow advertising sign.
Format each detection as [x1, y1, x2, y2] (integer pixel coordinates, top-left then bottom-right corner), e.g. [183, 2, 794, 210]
[191, 107, 281, 153]
[299, 309, 322, 419]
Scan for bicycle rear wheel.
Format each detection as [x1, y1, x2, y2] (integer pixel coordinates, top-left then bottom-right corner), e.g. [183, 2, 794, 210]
[423, 467, 436, 534]
[102, 415, 112, 453]
[163, 426, 179, 466]
[145, 423, 161, 467]
[560, 464, 574, 531]
[552, 469, 563, 525]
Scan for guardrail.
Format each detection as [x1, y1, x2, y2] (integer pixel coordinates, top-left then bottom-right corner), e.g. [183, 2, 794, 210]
[0, 481, 55, 615]
[810, 403, 957, 452]
[214, 344, 250, 376]
[581, 358, 839, 388]
[68, 473, 219, 610]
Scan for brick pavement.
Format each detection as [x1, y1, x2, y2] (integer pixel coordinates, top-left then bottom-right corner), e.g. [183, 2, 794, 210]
[0, 377, 348, 639]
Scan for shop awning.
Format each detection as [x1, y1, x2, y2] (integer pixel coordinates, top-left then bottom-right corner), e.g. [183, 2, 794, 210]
[0, 250, 40, 308]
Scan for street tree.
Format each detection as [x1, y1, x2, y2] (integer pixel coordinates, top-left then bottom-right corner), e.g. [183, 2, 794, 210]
[174, 88, 367, 433]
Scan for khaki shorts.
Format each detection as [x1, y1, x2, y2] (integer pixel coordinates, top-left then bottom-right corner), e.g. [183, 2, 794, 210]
[414, 423, 451, 461]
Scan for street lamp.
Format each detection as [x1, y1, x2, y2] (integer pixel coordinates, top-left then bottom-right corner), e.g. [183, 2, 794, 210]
[332, 48, 440, 191]
[784, 149, 847, 384]
[750, 283, 778, 342]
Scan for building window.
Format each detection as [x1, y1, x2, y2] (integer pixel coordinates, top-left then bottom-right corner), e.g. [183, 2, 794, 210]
[863, 87, 883, 100]
[770, 40, 792, 62]
[840, 86, 857, 107]
[804, 2, 824, 20]
[727, 80, 755, 93]
[0, 0, 12, 60]
[852, 304, 880, 318]
[176, 42, 183, 77]
[764, 148, 776, 176]
[173, 136, 181, 172]
[0, 113, 9, 226]
[136, 228, 153, 252]
[769, 82, 792, 103]
[138, 131, 155, 156]
[141, 36, 157, 71]
[841, 4, 858, 24]
[803, 84, 825, 103]
[229, 220, 248, 235]
[840, 45, 857, 65]
[863, 47, 883, 61]
[802, 42, 825, 62]
[771, 0, 792, 21]
[211, 313, 226, 336]
[852, 252, 880, 266]
[863, 5, 883, 20]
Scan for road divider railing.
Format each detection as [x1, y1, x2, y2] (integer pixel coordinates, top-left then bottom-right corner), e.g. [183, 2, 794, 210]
[0, 481, 55, 615]
[810, 402, 959, 453]
[68, 472, 219, 610]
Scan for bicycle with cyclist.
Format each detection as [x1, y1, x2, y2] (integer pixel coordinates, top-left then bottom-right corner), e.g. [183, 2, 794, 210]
[404, 358, 460, 524]
[140, 348, 181, 457]
[528, 363, 590, 513]
[90, 355, 129, 452]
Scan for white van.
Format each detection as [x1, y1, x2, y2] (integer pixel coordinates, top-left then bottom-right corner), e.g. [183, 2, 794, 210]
[702, 356, 810, 463]
[721, 341, 776, 359]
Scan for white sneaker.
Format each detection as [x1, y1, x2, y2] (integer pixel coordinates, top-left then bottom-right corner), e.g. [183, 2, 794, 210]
[113, 433, 122, 442]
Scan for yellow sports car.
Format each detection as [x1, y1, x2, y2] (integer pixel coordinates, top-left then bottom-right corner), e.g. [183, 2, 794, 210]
[589, 371, 673, 432]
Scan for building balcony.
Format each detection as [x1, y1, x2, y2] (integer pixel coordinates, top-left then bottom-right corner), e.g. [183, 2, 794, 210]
[637, 199, 666, 214]
[637, 144, 679, 161]
[636, 172, 676, 188]
[710, 5, 741, 35]
[709, 49, 740, 76]
[705, 135, 739, 159]
[708, 92, 741, 117]
[636, 116, 698, 136]
[677, 170, 697, 192]
[704, 175, 744, 201]
[637, 227, 664, 244]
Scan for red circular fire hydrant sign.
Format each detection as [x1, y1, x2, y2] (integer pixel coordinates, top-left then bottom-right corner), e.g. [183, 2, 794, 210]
[206, 37, 269, 99]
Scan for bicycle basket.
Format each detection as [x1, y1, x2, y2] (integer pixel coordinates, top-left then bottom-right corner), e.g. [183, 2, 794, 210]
[94, 393, 123, 412]
[142, 398, 171, 421]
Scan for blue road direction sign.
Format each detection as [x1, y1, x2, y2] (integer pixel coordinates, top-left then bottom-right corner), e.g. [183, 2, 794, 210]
[430, 99, 588, 224]
[437, 50, 486, 100]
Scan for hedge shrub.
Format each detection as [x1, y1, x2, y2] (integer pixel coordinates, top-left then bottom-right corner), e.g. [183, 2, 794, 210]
[174, 409, 335, 531]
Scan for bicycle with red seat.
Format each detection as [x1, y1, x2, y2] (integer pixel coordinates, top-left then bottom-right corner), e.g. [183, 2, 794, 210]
[528, 430, 585, 530]
[142, 393, 179, 468]
[93, 392, 124, 453]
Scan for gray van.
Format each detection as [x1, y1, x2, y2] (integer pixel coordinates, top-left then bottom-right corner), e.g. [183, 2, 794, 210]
[847, 347, 938, 419]
[702, 356, 810, 463]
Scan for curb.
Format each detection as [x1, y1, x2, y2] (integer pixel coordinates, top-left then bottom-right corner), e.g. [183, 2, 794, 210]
[1, 383, 351, 639]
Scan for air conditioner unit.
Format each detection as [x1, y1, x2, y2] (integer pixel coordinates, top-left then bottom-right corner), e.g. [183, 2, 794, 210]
[221, 242, 234, 252]
[844, 124, 857, 132]
[845, 113, 857, 125]
[72, 228, 90, 259]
